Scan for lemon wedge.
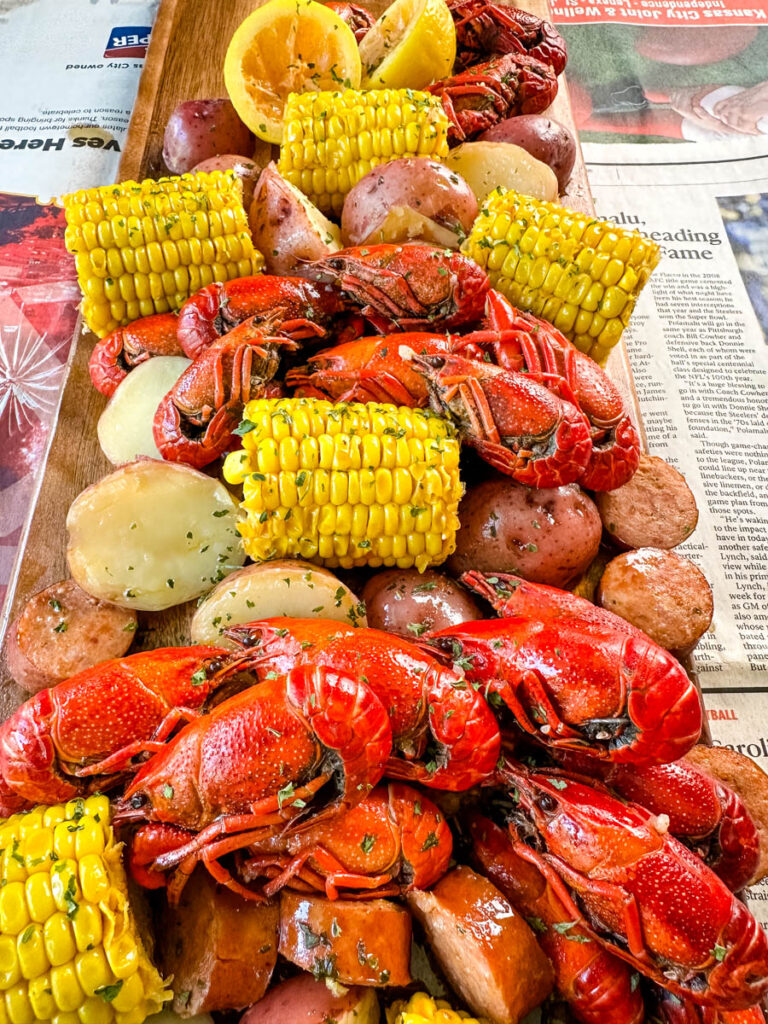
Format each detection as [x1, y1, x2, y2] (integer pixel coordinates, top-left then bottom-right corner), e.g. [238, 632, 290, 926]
[359, 0, 456, 90]
[224, 0, 362, 144]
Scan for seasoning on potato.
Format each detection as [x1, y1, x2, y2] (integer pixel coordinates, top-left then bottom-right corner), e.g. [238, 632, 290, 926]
[361, 568, 482, 638]
[447, 476, 602, 589]
[445, 141, 558, 203]
[163, 98, 253, 175]
[478, 114, 577, 192]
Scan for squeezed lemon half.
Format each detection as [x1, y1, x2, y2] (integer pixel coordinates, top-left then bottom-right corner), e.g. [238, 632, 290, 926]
[224, 0, 362, 144]
[360, 0, 456, 89]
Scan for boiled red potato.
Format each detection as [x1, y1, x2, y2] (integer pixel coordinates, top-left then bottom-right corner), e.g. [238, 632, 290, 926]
[279, 892, 411, 987]
[249, 162, 342, 274]
[192, 155, 262, 208]
[191, 560, 366, 647]
[147, 1013, 212, 1024]
[160, 868, 279, 1016]
[447, 476, 602, 589]
[597, 547, 713, 656]
[444, 142, 558, 203]
[596, 453, 699, 550]
[163, 98, 253, 174]
[66, 459, 245, 611]
[407, 866, 554, 1024]
[478, 114, 576, 192]
[6, 578, 136, 694]
[341, 158, 478, 248]
[97, 356, 191, 466]
[361, 568, 482, 638]
[240, 975, 379, 1024]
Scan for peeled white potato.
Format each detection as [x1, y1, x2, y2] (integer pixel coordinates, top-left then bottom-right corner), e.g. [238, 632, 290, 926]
[97, 356, 191, 466]
[66, 459, 245, 611]
[191, 559, 366, 646]
[445, 142, 558, 203]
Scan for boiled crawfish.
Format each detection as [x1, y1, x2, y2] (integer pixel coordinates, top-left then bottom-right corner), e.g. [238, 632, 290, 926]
[153, 317, 293, 468]
[0, 646, 231, 815]
[470, 813, 644, 1024]
[224, 618, 501, 791]
[448, 0, 568, 74]
[323, 0, 375, 41]
[650, 985, 768, 1023]
[89, 312, 182, 397]
[129, 782, 452, 901]
[427, 52, 558, 142]
[426, 614, 702, 765]
[498, 763, 768, 1011]
[114, 664, 393, 900]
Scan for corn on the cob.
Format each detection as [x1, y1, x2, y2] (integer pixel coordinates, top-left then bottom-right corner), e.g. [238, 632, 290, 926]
[387, 992, 485, 1024]
[277, 89, 450, 215]
[223, 397, 462, 571]
[463, 188, 660, 363]
[60, 170, 264, 338]
[0, 796, 170, 1024]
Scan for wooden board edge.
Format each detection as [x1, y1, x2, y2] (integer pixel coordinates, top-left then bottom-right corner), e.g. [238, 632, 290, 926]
[118, 0, 182, 183]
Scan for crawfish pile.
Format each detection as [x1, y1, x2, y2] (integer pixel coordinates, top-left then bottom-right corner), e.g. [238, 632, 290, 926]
[2, 577, 767, 1021]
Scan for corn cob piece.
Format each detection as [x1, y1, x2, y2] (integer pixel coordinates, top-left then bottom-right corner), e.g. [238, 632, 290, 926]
[387, 992, 484, 1024]
[277, 88, 450, 215]
[223, 397, 462, 571]
[0, 796, 170, 1024]
[60, 170, 264, 338]
[463, 188, 660, 363]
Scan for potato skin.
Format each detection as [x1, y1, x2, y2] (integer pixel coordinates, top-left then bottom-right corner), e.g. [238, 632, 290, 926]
[240, 975, 378, 1024]
[341, 158, 478, 246]
[361, 568, 483, 637]
[478, 115, 576, 192]
[192, 155, 261, 208]
[163, 99, 253, 174]
[447, 477, 602, 589]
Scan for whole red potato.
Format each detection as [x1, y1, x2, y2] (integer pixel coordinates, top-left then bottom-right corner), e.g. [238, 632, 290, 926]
[163, 99, 253, 175]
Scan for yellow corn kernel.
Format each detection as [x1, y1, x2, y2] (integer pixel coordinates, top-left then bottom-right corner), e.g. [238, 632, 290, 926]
[463, 189, 660, 361]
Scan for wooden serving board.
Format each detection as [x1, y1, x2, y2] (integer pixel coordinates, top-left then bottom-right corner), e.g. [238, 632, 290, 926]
[0, 0, 646, 719]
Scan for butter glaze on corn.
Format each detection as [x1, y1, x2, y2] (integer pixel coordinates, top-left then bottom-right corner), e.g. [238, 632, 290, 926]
[223, 398, 462, 571]
[60, 170, 264, 337]
[277, 89, 450, 215]
[0, 797, 170, 1024]
[387, 992, 484, 1024]
[463, 188, 660, 363]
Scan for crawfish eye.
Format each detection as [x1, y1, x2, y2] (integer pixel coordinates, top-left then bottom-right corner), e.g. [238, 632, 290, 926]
[536, 794, 558, 814]
[130, 793, 148, 809]
[207, 659, 222, 674]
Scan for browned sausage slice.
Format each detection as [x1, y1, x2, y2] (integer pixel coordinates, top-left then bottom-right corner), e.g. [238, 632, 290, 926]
[407, 866, 554, 1024]
[596, 454, 699, 550]
[279, 892, 411, 987]
[597, 548, 713, 655]
[7, 579, 137, 693]
[160, 868, 279, 1015]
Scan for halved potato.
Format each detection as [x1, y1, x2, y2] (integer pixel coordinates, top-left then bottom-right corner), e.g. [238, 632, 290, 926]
[66, 459, 245, 611]
[191, 559, 366, 646]
[445, 141, 558, 203]
[249, 162, 342, 274]
[97, 356, 191, 466]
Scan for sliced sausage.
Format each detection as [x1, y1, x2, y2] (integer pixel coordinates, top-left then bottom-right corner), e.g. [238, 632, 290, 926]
[597, 548, 713, 655]
[596, 454, 699, 550]
[240, 974, 379, 1023]
[685, 745, 768, 885]
[279, 892, 411, 987]
[160, 868, 279, 1016]
[407, 866, 554, 1024]
[6, 578, 137, 693]
[361, 569, 483, 638]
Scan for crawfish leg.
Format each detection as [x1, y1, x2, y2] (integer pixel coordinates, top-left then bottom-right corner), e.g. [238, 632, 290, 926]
[263, 846, 393, 900]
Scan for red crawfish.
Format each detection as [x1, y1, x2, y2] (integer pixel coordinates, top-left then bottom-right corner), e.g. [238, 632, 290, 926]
[129, 782, 452, 902]
[176, 274, 349, 360]
[479, 290, 640, 491]
[425, 614, 702, 766]
[650, 985, 767, 1024]
[223, 617, 501, 792]
[470, 813, 644, 1024]
[298, 243, 490, 333]
[0, 646, 231, 816]
[113, 664, 393, 900]
[448, 0, 568, 74]
[322, 0, 375, 41]
[498, 763, 768, 1011]
[88, 312, 182, 397]
[153, 317, 294, 468]
[427, 53, 558, 142]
